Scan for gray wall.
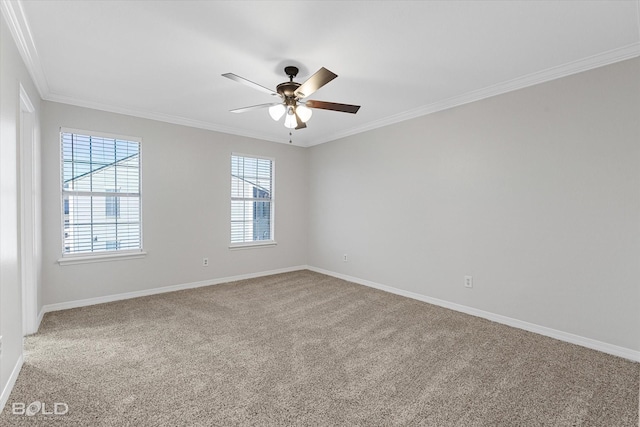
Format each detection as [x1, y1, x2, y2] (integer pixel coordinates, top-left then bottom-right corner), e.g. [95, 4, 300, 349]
[41, 102, 308, 305]
[1, 13, 42, 404]
[308, 58, 640, 351]
[6, 19, 639, 395]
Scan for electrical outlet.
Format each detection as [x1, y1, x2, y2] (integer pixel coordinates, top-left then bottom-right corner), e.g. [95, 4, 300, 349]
[464, 275, 473, 288]
[203, 258, 209, 267]
[343, 254, 348, 262]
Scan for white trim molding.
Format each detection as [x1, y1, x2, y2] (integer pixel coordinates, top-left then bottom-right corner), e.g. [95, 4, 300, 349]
[229, 242, 277, 250]
[0, 354, 24, 414]
[307, 43, 640, 147]
[40, 265, 307, 314]
[0, 0, 49, 98]
[19, 83, 39, 336]
[35, 307, 45, 334]
[3, 0, 638, 147]
[43, 41, 640, 148]
[46, 94, 286, 145]
[19, 83, 35, 112]
[307, 266, 640, 362]
[57, 251, 147, 266]
[38, 265, 640, 362]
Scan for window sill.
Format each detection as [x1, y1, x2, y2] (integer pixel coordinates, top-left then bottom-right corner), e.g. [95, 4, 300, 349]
[229, 241, 277, 250]
[58, 251, 147, 266]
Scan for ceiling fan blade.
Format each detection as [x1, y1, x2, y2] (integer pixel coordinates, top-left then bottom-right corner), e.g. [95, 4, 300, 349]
[294, 67, 338, 99]
[230, 103, 281, 113]
[295, 112, 307, 130]
[222, 73, 279, 97]
[305, 100, 360, 114]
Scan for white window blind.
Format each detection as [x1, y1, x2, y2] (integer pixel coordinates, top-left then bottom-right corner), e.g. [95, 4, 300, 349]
[231, 154, 274, 244]
[61, 130, 142, 256]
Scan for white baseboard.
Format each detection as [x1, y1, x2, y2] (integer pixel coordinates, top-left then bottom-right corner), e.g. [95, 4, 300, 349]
[41, 265, 307, 315]
[35, 307, 45, 333]
[0, 354, 24, 414]
[8, 266, 304, 412]
[307, 266, 640, 362]
[36, 264, 640, 362]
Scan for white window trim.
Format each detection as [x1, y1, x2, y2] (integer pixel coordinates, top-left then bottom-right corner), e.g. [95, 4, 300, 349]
[58, 250, 147, 266]
[229, 241, 277, 250]
[59, 127, 145, 262]
[230, 152, 276, 247]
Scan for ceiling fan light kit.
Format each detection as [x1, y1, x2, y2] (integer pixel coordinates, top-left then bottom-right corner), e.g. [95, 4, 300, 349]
[268, 104, 286, 121]
[284, 110, 297, 129]
[296, 104, 313, 122]
[223, 65, 360, 134]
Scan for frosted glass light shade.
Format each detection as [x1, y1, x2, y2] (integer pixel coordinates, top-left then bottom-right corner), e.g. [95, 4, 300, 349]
[296, 104, 313, 122]
[268, 104, 286, 121]
[284, 112, 297, 128]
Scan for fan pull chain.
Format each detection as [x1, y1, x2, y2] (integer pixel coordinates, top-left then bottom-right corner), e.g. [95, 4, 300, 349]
[289, 131, 292, 144]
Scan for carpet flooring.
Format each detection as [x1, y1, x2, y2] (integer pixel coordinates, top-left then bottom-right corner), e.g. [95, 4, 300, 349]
[1, 270, 638, 426]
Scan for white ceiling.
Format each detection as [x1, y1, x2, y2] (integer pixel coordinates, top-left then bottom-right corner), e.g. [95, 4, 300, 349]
[4, 1, 640, 147]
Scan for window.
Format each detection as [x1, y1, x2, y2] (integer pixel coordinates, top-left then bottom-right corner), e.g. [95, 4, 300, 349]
[105, 189, 120, 218]
[61, 129, 142, 258]
[231, 154, 274, 246]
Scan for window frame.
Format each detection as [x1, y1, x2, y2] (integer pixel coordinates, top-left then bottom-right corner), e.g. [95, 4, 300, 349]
[57, 127, 146, 265]
[229, 153, 277, 250]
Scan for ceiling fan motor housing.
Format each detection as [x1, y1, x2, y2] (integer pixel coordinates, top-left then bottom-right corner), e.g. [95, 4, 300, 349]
[277, 82, 301, 104]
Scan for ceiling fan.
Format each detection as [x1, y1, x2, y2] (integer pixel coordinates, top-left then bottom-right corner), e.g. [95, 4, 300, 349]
[222, 66, 360, 130]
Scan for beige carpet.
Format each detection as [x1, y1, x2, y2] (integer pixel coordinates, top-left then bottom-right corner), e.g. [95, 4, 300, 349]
[1, 270, 638, 426]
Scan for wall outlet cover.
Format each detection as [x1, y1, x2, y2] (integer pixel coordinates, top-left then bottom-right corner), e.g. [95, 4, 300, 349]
[464, 275, 473, 288]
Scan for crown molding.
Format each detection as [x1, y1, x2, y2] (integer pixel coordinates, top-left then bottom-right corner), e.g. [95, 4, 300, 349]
[4, 0, 639, 147]
[0, 0, 288, 145]
[307, 42, 640, 147]
[45, 38, 640, 148]
[0, 0, 49, 98]
[44, 92, 284, 145]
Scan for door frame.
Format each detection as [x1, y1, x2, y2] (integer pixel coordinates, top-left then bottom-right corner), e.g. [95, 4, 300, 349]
[19, 84, 38, 336]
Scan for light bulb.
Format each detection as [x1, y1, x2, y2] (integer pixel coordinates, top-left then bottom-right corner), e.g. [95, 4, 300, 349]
[268, 104, 285, 121]
[296, 104, 312, 122]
